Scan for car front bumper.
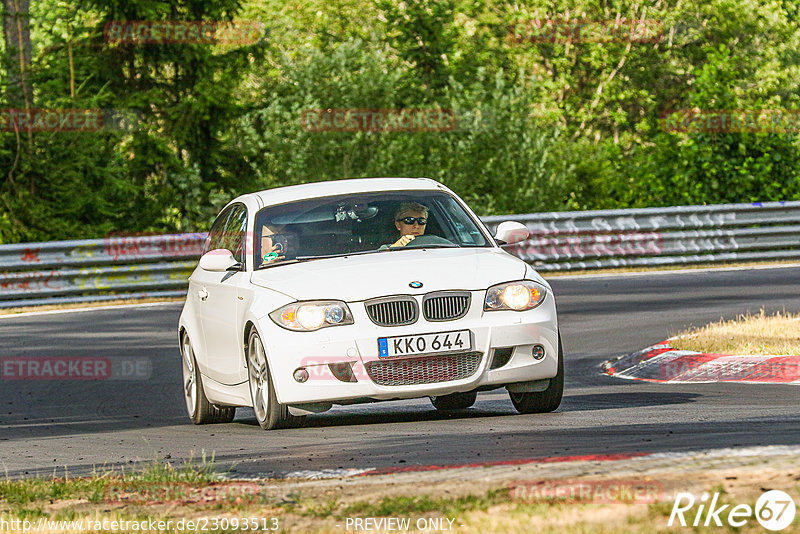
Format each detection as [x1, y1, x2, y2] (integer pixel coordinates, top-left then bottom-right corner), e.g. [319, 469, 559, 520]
[259, 291, 559, 405]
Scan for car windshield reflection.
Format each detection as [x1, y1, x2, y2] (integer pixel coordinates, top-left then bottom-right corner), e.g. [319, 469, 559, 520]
[253, 191, 490, 269]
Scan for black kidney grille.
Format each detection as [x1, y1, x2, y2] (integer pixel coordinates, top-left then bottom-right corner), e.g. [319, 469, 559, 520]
[365, 297, 418, 326]
[366, 351, 482, 386]
[423, 292, 470, 321]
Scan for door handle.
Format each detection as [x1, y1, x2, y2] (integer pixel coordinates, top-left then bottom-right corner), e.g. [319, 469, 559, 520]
[198, 288, 209, 301]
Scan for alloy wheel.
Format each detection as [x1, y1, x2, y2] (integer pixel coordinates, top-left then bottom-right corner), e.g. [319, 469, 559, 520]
[181, 334, 197, 417]
[248, 334, 269, 423]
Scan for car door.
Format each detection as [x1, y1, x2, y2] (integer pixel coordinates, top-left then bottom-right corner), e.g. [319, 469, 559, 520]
[193, 203, 250, 385]
[188, 205, 232, 373]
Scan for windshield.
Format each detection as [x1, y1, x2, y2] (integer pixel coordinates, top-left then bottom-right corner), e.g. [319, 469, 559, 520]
[253, 190, 491, 269]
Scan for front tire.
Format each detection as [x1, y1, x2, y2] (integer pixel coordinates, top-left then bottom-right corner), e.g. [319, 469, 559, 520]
[430, 391, 477, 411]
[181, 332, 236, 424]
[509, 332, 564, 414]
[246, 330, 304, 430]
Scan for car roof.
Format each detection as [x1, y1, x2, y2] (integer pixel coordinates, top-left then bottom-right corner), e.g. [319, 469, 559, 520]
[235, 177, 448, 208]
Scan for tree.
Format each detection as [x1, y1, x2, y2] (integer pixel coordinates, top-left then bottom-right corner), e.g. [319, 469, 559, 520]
[1, 0, 33, 108]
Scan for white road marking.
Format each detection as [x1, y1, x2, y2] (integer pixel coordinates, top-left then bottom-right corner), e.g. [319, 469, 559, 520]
[0, 301, 182, 319]
[648, 445, 800, 460]
[282, 468, 376, 479]
[547, 262, 800, 280]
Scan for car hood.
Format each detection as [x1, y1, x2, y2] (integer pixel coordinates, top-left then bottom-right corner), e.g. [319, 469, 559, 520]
[250, 248, 528, 301]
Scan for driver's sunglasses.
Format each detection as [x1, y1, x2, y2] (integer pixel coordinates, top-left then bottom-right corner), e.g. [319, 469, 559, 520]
[397, 217, 427, 225]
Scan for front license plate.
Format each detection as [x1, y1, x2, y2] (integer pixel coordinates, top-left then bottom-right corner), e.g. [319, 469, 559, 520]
[378, 330, 472, 358]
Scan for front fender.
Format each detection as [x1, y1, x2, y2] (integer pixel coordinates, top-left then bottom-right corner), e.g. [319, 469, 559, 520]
[241, 287, 296, 384]
[178, 294, 203, 363]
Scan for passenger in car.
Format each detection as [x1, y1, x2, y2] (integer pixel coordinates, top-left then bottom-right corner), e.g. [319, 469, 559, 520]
[380, 202, 429, 249]
[258, 224, 286, 266]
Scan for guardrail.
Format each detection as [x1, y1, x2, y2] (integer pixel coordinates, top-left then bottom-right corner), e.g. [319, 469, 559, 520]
[1, 201, 799, 307]
[482, 200, 800, 271]
[0, 233, 206, 308]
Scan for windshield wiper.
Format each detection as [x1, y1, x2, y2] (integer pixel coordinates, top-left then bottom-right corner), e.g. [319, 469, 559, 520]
[261, 245, 463, 266]
[254, 258, 305, 270]
[379, 243, 461, 251]
[295, 249, 378, 261]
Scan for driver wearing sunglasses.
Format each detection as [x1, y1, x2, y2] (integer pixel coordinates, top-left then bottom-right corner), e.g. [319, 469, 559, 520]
[383, 202, 429, 249]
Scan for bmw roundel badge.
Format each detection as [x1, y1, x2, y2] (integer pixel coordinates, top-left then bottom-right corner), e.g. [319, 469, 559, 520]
[409, 281, 423, 288]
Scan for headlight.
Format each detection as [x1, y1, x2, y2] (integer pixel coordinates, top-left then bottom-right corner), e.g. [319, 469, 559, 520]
[484, 281, 547, 311]
[269, 301, 354, 331]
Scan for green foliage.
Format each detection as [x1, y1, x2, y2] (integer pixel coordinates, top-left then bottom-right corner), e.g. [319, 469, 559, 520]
[630, 43, 800, 206]
[2, 0, 800, 242]
[379, 0, 457, 94]
[235, 40, 574, 214]
[0, 0, 262, 241]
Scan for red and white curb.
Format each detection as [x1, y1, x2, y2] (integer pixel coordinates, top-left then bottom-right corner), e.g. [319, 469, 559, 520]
[602, 342, 800, 384]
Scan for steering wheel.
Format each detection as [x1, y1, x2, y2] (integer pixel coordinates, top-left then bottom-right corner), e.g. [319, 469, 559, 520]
[405, 234, 454, 248]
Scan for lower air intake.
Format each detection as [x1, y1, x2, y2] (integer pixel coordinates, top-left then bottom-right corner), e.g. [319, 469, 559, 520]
[365, 351, 482, 386]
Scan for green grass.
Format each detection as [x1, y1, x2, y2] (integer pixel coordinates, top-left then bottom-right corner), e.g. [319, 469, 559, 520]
[0, 477, 111, 506]
[2, 463, 798, 533]
[338, 488, 509, 519]
[0, 455, 220, 510]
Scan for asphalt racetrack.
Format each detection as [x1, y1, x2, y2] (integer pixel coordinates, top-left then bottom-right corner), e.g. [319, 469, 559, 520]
[1, 265, 799, 478]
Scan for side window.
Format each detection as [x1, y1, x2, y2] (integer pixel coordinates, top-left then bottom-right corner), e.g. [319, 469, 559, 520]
[221, 205, 248, 265]
[203, 206, 233, 254]
[437, 197, 488, 246]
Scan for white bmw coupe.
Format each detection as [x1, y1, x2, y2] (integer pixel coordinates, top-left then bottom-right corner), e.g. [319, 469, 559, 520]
[178, 178, 563, 429]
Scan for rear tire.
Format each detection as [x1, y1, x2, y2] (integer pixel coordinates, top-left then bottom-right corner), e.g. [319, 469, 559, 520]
[247, 330, 305, 430]
[430, 390, 477, 411]
[181, 332, 236, 424]
[509, 332, 564, 414]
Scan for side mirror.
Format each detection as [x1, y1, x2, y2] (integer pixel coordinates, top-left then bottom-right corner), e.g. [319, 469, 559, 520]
[494, 221, 530, 245]
[199, 249, 240, 272]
